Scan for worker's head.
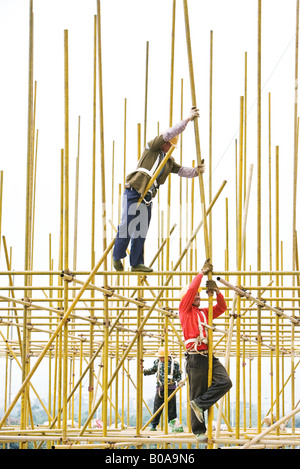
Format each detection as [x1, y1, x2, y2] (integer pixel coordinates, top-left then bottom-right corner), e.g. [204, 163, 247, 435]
[156, 346, 170, 361]
[180, 285, 202, 307]
[160, 141, 172, 154]
[160, 135, 179, 154]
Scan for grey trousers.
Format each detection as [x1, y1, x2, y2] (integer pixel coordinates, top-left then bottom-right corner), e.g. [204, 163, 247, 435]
[186, 353, 232, 434]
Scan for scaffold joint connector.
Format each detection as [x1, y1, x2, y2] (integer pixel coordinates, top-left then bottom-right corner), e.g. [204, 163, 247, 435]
[60, 269, 75, 282]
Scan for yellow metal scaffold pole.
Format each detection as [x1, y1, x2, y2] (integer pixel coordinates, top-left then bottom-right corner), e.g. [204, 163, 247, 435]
[292, 0, 300, 435]
[182, 0, 215, 447]
[21, 0, 34, 446]
[257, 0, 262, 434]
[62, 28, 70, 443]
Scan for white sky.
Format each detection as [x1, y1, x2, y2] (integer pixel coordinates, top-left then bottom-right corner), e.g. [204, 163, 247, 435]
[0, 0, 299, 403]
[0, 0, 298, 273]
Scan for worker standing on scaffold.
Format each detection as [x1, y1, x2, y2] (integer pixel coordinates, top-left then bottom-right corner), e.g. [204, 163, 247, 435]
[143, 346, 182, 431]
[178, 259, 232, 442]
[112, 107, 205, 273]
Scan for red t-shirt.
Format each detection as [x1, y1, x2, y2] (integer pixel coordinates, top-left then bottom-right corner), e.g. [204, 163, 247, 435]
[179, 273, 227, 351]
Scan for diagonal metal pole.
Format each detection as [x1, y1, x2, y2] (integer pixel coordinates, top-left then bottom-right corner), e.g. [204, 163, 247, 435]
[182, 0, 214, 445]
[241, 405, 300, 449]
[137, 146, 176, 207]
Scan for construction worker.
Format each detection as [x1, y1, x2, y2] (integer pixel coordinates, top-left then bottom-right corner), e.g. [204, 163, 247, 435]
[178, 259, 232, 442]
[112, 106, 205, 273]
[143, 346, 182, 431]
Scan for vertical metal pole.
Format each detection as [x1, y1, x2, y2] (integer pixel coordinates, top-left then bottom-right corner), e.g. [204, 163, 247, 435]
[48, 235, 53, 430]
[257, 0, 262, 434]
[31, 84, 38, 269]
[243, 52, 248, 431]
[166, 0, 176, 275]
[121, 353, 125, 429]
[78, 340, 83, 428]
[144, 41, 149, 147]
[225, 198, 230, 424]
[115, 330, 119, 428]
[91, 14, 97, 273]
[56, 148, 64, 429]
[62, 29, 69, 443]
[292, 0, 299, 434]
[21, 0, 34, 443]
[127, 358, 130, 429]
[136, 275, 143, 435]
[89, 14, 97, 423]
[97, 0, 108, 436]
[235, 96, 244, 439]
[189, 161, 195, 273]
[97, 0, 107, 259]
[72, 116, 80, 430]
[293, 0, 299, 271]
[209, 30, 213, 257]
[169, 0, 176, 127]
[268, 92, 274, 424]
[73, 116, 80, 275]
[123, 98, 127, 188]
[179, 79, 183, 260]
[275, 145, 280, 434]
[24, 0, 34, 276]
[243, 52, 247, 268]
[164, 318, 169, 434]
[109, 357, 112, 427]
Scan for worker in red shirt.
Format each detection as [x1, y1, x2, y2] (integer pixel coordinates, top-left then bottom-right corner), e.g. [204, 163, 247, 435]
[179, 259, 232, 442]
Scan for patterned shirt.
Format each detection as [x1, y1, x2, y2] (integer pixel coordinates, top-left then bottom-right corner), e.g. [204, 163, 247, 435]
[143, 358, 182, 387]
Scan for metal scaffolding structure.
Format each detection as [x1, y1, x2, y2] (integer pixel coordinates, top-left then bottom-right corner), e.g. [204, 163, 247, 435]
[0, 0, 300, 449]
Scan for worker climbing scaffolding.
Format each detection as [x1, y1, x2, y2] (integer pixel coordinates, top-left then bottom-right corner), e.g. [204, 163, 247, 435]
[178, 259, 232, 442]
[112, 106, 205, 272]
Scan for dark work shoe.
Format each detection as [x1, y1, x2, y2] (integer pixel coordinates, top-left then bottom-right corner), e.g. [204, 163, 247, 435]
[131, 264, 153, 273]
[190, 400, 204, 423]
[113, 259, 124, 271]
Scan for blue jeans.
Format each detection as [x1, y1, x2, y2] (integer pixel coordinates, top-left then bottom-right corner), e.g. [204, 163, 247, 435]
[113, 188, 152, 266]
